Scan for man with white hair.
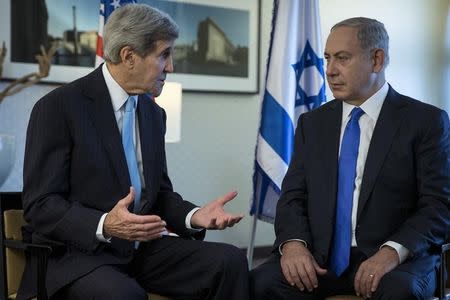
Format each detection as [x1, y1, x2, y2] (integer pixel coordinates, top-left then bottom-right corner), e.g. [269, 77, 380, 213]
[20, 4, 249, 300]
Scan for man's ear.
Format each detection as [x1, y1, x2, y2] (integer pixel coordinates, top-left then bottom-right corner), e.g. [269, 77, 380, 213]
[372, 48, 385, 73]
[119, 46, 135, 69]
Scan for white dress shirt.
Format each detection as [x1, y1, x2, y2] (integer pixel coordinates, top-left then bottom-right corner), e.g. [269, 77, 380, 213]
[281, 82, 409, 264]
[96, 63, 198, 242]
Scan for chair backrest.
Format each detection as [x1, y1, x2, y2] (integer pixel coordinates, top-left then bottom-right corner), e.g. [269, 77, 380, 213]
[4, 209, 26, 298]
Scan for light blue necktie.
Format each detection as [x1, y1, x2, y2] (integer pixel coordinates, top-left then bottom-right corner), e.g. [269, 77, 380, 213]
[122, 96, 141, 214]
[330, 107, 364, 276]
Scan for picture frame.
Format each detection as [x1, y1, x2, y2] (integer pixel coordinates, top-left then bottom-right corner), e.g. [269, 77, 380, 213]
[0, 0, 260, 93]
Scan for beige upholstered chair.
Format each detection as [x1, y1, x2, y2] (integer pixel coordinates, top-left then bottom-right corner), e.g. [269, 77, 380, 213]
[3, 209, 27, 299]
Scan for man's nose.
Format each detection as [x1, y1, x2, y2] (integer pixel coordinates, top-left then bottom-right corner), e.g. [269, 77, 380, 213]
[165, 56, 174, 73]
[326, 60, 337, 77]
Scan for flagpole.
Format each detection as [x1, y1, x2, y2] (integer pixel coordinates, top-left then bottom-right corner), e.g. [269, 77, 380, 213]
[247, 212, 259, 269]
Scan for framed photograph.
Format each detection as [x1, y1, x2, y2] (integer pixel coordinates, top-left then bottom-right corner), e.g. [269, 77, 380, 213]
[0, 0, 260, 93]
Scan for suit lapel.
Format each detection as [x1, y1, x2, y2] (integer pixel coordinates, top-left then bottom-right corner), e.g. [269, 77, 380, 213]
[84, 66, 130, 194]
[319, 100, 342, 225]
[357, 87, 408, 220]
[137, 94, 158, 198]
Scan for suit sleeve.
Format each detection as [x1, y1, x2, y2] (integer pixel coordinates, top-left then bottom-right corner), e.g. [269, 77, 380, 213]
[390, 109, 450, 256]
[274, 115, 313, 249]
[23, 94, 103, 254]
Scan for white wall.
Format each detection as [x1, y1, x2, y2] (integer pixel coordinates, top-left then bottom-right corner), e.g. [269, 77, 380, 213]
[0, 0, 448, 249]
[319, 0, 449, 108]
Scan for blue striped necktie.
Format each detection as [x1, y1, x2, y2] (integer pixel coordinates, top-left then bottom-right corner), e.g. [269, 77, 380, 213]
[330, 107, 364, 276]
[122, 96, 141, 214]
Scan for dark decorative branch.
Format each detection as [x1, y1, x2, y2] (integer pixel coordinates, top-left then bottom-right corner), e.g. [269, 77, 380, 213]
[0, 42, 6, 79]
[0, 42, 57, 103]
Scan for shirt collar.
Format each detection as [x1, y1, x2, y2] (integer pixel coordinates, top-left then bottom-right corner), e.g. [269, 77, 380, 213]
[342, 81, 388, 123]
[102, 63, 138, 112]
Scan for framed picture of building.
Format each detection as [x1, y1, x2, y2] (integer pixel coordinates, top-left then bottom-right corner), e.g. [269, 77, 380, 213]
[0, 0, 260, 93]
[150, 0, 260, 93]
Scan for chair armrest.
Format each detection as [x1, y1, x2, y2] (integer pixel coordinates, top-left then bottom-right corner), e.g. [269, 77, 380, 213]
[4, 239, 55, 300]
[4, 239, 52, 253]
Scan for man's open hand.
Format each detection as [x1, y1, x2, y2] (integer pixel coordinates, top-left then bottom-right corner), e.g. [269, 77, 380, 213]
[104, 187, 167, 241]
[190, 191, 244, 230]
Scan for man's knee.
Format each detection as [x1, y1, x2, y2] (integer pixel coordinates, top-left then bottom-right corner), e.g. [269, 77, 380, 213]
[89, 282, 147, 300]
[249, 265, 270, 299]
[374, 270, 436, 300]
[249, 260, 287, 300]
[62, 266, 148, 300]
[216, 243, 248, 275]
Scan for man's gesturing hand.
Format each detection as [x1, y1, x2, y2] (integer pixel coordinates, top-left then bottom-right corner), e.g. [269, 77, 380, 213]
[104, 187, 167, 241]
[280, 241, 327, 292]
[190, 191, 243, 230]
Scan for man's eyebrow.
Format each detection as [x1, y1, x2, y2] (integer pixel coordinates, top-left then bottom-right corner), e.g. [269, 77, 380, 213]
[324, 51, 351, 57]
[159, 47, 173, 55]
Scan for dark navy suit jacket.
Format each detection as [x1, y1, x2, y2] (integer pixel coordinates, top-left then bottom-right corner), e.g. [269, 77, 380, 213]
[274, 86, 450, 277]
[19, 66, 200, 298]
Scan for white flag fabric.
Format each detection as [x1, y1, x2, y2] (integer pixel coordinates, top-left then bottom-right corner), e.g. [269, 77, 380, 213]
[250, 0, 326, 223]
[95, 0, 137, 67]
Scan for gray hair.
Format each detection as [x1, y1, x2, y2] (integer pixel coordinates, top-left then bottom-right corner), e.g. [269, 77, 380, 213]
[331, 17, 389, 67]
[103, 3, 179, 63]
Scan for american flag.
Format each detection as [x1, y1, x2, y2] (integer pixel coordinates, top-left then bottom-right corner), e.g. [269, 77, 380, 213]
[95, 0, 137, 67]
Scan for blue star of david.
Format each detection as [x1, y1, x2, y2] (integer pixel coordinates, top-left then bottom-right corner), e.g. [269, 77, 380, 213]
[292, 40, 326, 110]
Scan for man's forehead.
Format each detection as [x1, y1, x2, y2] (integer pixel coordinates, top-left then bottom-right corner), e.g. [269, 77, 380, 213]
[155, 39, 175, 49]
[325, 27, 360, 52]
[328, 27, 358, 42]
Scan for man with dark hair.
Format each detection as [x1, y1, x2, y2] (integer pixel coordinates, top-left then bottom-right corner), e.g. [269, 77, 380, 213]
[20, 4, 249, 300]
[250, 17, 449, 300]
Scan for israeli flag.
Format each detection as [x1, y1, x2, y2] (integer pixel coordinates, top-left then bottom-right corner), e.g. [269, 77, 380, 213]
[250, 0, 326, 223]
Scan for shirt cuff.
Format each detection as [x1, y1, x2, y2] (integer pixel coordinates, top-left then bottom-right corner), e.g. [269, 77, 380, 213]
[185, 207, 202, 231]
[96, 213, 111, 243]
[381, 241, 410, 264]
[279, 239, 308, 255]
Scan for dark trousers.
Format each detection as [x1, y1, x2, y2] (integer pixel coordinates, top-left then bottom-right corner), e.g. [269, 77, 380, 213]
[56, 236, 249, 300]
[249, 249, 436, 300]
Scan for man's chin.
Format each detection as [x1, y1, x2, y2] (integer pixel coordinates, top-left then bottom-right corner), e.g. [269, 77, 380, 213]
[147, 87, 163, 98]
[152, 90, 162, 98]
[331, 90, 348, 101]
[332, 92, 343, 100]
